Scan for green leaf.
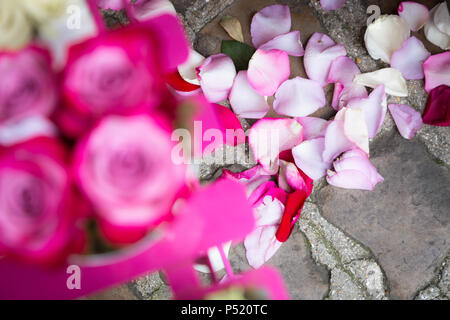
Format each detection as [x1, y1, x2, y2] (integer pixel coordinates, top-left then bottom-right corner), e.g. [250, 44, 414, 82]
[221, 40, 256, 71]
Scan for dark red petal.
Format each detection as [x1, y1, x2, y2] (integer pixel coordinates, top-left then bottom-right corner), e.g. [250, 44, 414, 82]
[422, 85, 450, 127]
[275, 190, 307, 242]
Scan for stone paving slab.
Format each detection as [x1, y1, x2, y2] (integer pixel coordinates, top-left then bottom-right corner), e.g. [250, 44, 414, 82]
[228, 232, 330, 300]
[316, 132, 450, 299]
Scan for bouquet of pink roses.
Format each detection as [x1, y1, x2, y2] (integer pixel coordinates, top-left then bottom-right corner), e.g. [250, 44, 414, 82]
[0, 0, 289, 300]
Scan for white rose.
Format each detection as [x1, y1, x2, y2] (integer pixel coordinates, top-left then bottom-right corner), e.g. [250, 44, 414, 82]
[37, 0, 98, 69]
[0, 0, 32, 50]
[19, 0, 68, 23]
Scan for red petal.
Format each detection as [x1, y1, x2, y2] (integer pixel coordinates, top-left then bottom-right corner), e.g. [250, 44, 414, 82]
[275, 190, 307, 242]
[166, 71, 201, 92]
[422, 84, 450, 126]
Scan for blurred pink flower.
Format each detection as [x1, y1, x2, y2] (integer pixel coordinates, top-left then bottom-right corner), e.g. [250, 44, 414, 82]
[0, 137, 85, 266]
[62, 26, 166, 119]
[0, 46, 56, 126]
[73, 114, 186, 244]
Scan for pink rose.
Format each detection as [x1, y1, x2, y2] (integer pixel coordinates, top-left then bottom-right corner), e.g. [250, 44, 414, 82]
[73, 114, 186, 244]
[0, 137, 85, 266]
[0, 46, 56, 126]
[62, 26, 166, 121]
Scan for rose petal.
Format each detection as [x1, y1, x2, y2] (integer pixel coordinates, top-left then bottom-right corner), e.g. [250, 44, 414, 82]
[295, 117, 328, 140]
[422, 85, 450, 126]
[292, 137, 332, 180]
[336, 107, 370, 155]
[332, 83, 368, 111]
[223, 165, 272, 197]
[247, 49, 290, 96]
[320, 0, 346, 10]
[334, 149, 384, 186]
[388, 104, 423, 139]
[250, 5, 291, 48]
[353, 68, 408, 97]
[424, 9, 450, 50]
[97, 0, 126, 10]
[433, 2, 450, 35]
[390, 36, 431, 80]
[348, 85, 387, 138]
[327, 169, 376, 190]
[328, 56, 362, 85]
[423, 52, 450, 93]
[244, 197, 284, 268]
[304, 33, 347, 87]
[328, 56, 368, 110]
[178, 49, 205, 85]
[398, 1, 430, 31]
[273, 77, 326, 117]
[198, 53, 236, 102]
[249, 118, 303, 174]
[278, 160, 309, 193]
[229, 70, 270, 119]
[259, 31, 304, 57]
[322, 119, 355, 163]
[364, 15, 410, 63]
[130, 0, 177, 21]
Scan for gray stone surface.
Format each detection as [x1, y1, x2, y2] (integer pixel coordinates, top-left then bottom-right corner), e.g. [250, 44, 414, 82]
[416, 253, 450, 300]
[316, 132, 450, 299]
[298, 202, 388, 299]
[228, 232, 330, 300]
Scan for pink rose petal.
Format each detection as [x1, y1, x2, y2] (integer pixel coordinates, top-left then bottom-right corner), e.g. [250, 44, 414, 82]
[398, 1, 430, 31]
[247, 49, 290, 96]
[249, 118, 303, 174]
[273, 77, 326, 117]
[97, 0, 126, 10]
[388, 104, 423, 139]
[223, 165, 272, 197]
[327, 169, 375, 190]
[335, 149, 383, 186]
[328, 56, 368, 110]
[423, 52, 450, 94]
[327, 149, 383, 191]
[390, 36, 430, 80]
[259, 31, 304, 57]
[347, 85, 387, 138]
[295, 117, 328, 140]
[292, 137, 332, 180]
[336, 108, 369, 155]
[320, 0, 346, 11]
[322, 116, 365, 163]
[250, 5, 291, 48]
[328, 56, 361, 85]
[278, 160, 309, 193]
[197, 53, 236, 102]
[245, 196, 284, 268]
[229, 70, 270, 119]
[304, 33, 347, 87]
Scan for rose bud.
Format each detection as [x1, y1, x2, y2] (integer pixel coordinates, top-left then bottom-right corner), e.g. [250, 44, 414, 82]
[62, 26, 166, 124]
[73, 114, 186, 244]
[0, 137, 86, 266]
[0, 46, 57, 126]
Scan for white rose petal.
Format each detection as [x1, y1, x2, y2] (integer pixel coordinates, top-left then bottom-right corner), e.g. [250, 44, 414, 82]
[424, 3, 450, 50]
[354, 68, 408, 97]
[364, 15, 410, 63]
